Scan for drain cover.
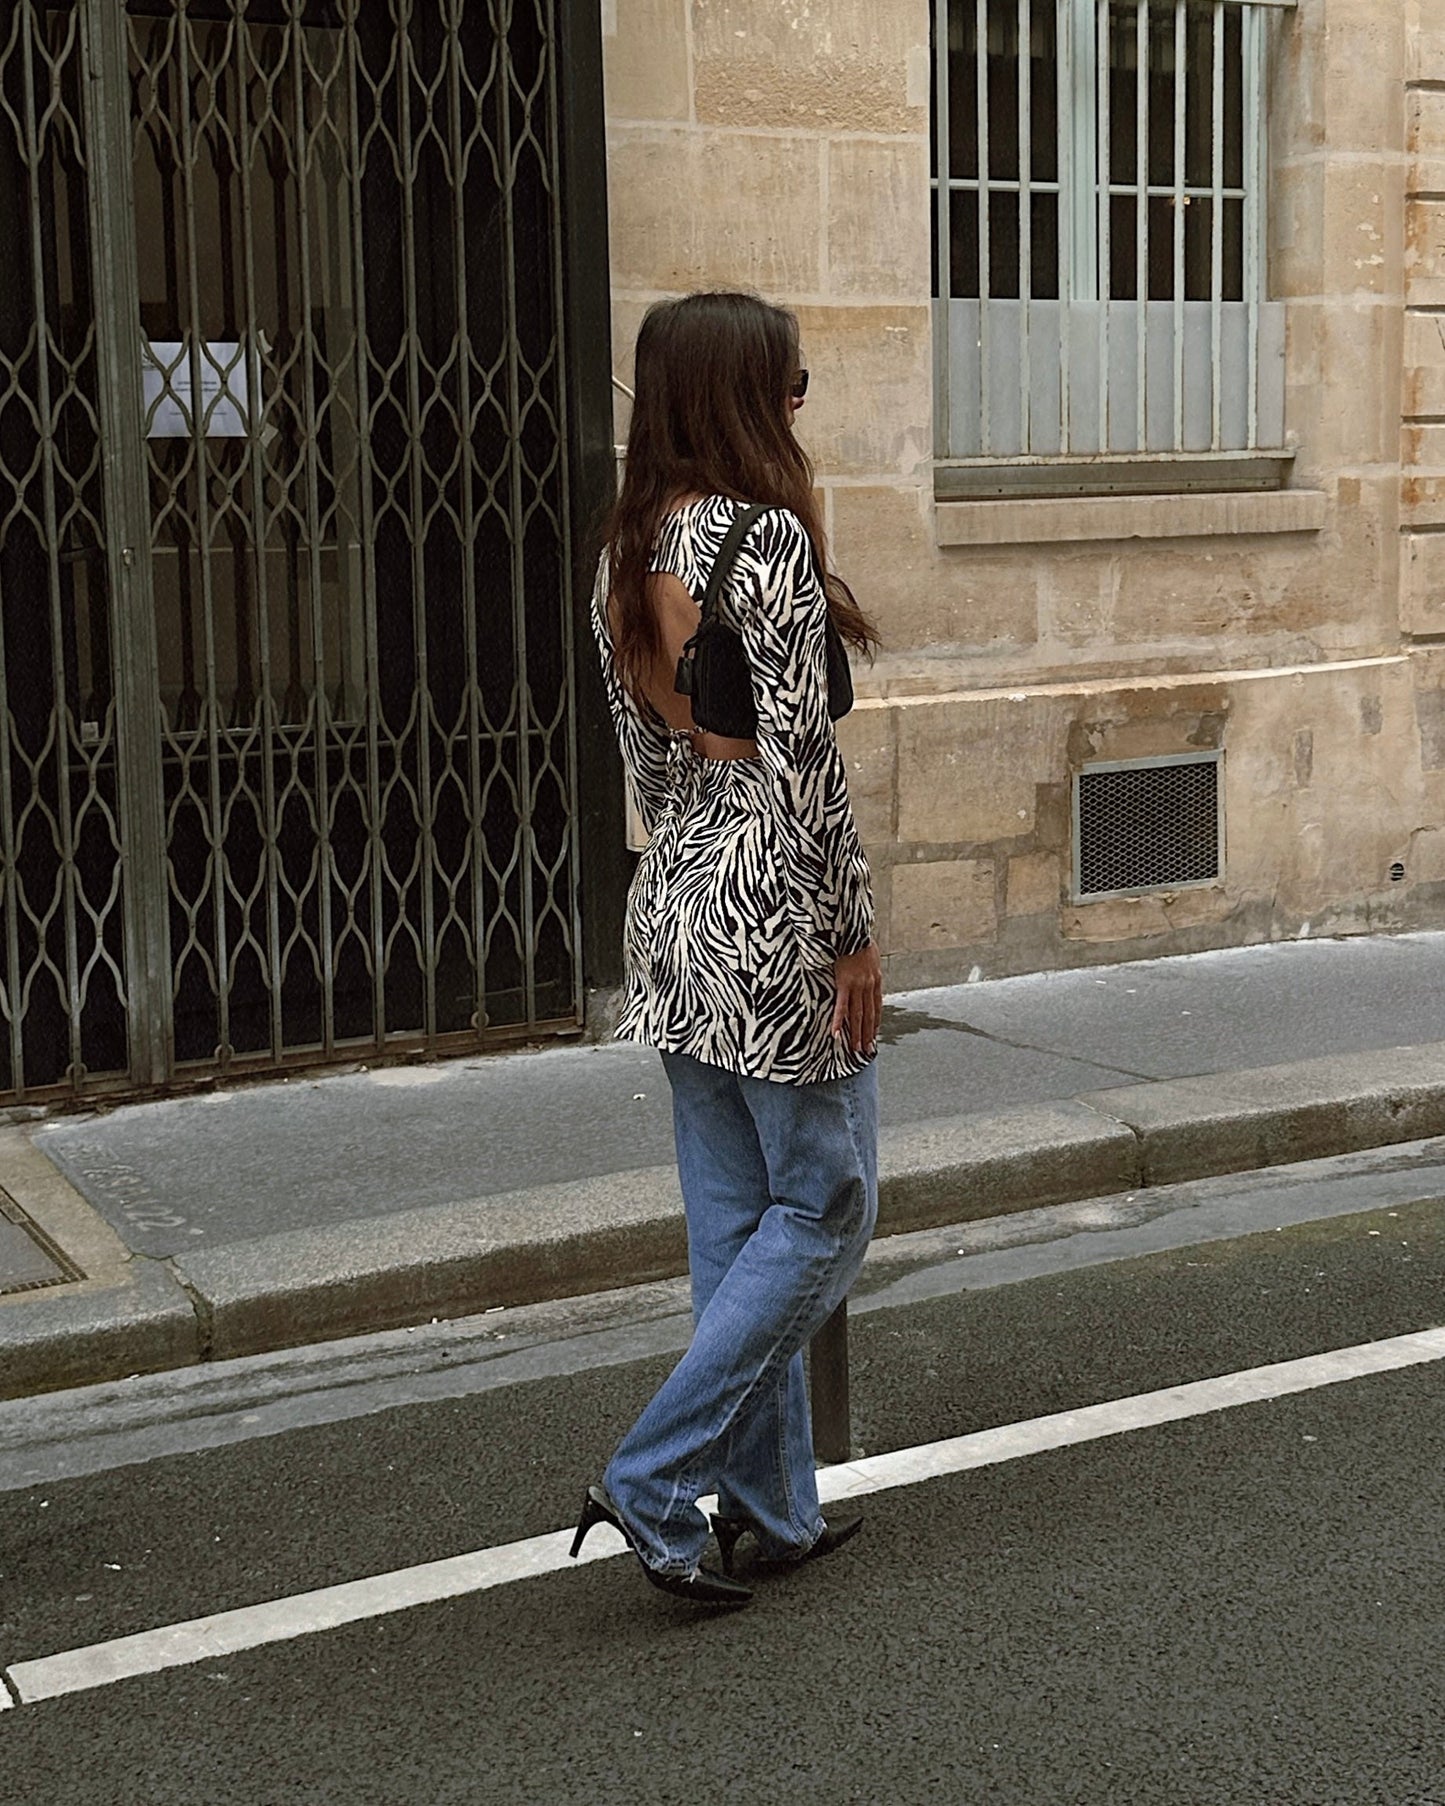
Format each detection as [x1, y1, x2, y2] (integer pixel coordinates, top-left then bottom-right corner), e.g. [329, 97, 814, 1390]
[0, 1190, 80, 1296]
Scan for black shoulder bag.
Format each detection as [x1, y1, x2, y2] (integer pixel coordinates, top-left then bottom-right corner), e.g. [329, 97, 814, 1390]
[674, 505, 853, 739]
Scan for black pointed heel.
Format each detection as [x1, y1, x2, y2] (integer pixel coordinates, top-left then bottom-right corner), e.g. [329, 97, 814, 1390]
[710, 1510, 865, 1577]
[569, 1487, 612, 1559]
[710, 1513, 751, 1577]
[571, 1485, 752, 1607]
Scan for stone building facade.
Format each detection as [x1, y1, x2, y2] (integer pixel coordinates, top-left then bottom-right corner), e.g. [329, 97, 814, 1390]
[602, 0, 1445, 988]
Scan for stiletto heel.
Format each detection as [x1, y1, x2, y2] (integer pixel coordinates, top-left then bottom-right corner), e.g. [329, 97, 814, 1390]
[571, 1484, 752, 1607]
[569, 1489, 610, 1559]
[710, 1513, 750, 1578]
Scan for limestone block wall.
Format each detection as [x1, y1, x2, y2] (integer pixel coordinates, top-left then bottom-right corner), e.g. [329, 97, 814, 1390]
[1406, 0, 1445, 632]
[601, 0, 1445, 985]
[603, 0, 932, 522]
[841, 652, 1445, 989]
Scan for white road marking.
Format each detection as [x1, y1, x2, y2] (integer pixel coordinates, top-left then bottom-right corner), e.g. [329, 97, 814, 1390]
[816, 1327, 1445, 1502]
[7, 1326, 1445, 1705]
[8, 1524, 622, 1705]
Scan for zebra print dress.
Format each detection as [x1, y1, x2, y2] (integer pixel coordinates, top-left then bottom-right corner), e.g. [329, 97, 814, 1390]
[591, 496, 875, 1086]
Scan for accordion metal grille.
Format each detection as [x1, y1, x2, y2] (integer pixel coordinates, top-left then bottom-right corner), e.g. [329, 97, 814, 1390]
[0, 0, 587, 1099]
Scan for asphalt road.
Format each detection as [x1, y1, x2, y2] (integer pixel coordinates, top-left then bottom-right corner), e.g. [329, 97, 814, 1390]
[2, 1146, 1444, 1805]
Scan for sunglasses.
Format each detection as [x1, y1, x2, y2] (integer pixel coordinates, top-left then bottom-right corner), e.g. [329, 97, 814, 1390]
[790, 368, 810, 401]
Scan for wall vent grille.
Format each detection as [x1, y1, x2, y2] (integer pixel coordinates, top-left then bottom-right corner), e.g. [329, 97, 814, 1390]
[1074, 753, 1223, 901]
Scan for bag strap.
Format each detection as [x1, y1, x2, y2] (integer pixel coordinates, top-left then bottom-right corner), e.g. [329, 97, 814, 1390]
[698, 504, 768, 624]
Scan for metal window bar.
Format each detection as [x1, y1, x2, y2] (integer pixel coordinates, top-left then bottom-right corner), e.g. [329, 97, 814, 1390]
[931, 0, 1292, 462]
[1018, 0, 1032, 450]
[1243, 0, 1263, 450]
[1210, 0, 1225, 449]
[933, 0, 952, 458]
[1171, 0, 1186, 451]
[1096, 0, 1109, 451]
[976, 0, 991, 454]
[1067, 0, 1097, 299]
[1058, 0, 1073, 450]
[1134, 0, 1148, 449]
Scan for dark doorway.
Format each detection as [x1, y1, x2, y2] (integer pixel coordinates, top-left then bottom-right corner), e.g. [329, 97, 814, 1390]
[0, 0, 614, 1098]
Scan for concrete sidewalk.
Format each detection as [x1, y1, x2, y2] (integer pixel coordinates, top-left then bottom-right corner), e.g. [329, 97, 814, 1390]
[2, 932, 1444, 1398]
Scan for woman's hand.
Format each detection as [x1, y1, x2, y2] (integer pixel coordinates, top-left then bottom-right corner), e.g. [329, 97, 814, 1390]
[831, 940, 883, 1056]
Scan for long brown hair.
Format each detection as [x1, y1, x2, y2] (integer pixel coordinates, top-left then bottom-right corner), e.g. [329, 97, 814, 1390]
[604, 291, 878, 704]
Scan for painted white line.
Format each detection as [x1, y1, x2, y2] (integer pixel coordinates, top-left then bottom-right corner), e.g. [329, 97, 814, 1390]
[8, 1524, 620, 1704]
[815, 1326, 1445, 1503]
[8, 1326, 1445, 1704]
[4, 1491, 714, 1707]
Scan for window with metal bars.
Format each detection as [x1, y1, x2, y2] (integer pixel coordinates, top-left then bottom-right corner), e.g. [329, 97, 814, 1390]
[931, 0, 1291, 465]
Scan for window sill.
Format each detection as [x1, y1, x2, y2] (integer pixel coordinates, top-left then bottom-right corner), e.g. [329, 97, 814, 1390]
[935, 452, 1296, 500]
[935, 487, 1328, 548]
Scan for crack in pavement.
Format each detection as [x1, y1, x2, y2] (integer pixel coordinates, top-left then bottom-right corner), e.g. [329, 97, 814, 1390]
[878, 1005, 1158, 1082]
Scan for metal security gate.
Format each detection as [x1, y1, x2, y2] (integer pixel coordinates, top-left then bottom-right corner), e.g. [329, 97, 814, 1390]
[0, 0, 611, 1100]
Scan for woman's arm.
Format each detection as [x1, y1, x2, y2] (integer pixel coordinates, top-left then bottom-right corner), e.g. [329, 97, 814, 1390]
[735, 509, 875, 968]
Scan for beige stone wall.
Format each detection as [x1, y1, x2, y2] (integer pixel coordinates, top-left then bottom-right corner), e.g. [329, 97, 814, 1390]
[840, 652, 1445, 988]
[602, 0, 1445, 985]
[604, 0, 932, 493]
[1405, 0, 1445, 637]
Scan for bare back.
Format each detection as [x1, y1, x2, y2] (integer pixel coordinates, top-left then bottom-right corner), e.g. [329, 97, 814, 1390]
[609, 508, 759, 761]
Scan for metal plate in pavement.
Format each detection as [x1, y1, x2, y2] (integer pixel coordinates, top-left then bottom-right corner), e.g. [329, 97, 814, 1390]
[0, 1191, 79, 1297]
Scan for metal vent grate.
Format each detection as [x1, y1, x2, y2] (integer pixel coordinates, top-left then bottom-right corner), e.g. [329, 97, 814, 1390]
[1074, 754, 1223, 900]
[0, 1188, 80, 1297]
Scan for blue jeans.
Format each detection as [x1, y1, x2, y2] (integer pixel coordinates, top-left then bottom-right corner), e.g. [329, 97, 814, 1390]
[603, 1051, 879, 1576]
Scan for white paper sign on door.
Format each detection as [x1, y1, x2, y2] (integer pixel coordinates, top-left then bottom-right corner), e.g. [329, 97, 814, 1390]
[143, 340, 249, 438]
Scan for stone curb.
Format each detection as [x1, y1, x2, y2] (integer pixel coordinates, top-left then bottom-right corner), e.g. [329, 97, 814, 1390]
[3, 1041, 1444, 1396]
[1079, 1044, 1445, 1186]
[175, 1168, 690, 1364]
[0, 1259, 199, 1401]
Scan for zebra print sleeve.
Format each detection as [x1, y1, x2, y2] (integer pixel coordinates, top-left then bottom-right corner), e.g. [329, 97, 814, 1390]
[735, 508, 874, 965]
[590, 552, 672, 833]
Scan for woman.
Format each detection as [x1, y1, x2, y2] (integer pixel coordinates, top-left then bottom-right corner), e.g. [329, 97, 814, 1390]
[569, 291, 883, 1607]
